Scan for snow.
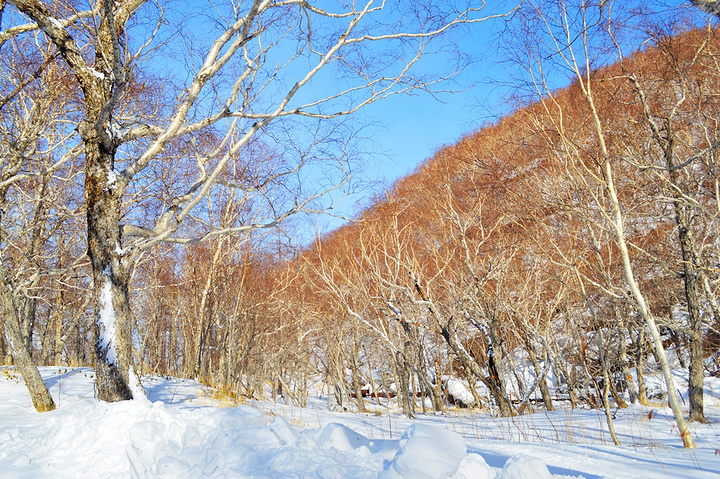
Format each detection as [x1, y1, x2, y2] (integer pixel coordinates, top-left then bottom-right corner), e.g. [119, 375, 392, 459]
[98, 275, 116, 365]
[48, 17, 64, 31]
[379, 424, 466, 479]
[87, 67, 106, 81]
[445, 376, 476, 407]
[2, 367, 720, 478]
[109, 122, 130, 142]
[107, 169, 118, 186]
[455, 454, 495, 479]
[128, 367, 150, 403]
[501, 456, 553, 479]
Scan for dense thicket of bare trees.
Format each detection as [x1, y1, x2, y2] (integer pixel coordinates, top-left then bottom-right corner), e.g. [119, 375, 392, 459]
[266, 10, 717, 449]
[1, 0, 718, 451]
[1, 0, 500, 404]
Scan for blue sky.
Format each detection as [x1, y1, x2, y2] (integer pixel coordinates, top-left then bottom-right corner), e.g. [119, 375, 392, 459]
[357, 46, 511, 190]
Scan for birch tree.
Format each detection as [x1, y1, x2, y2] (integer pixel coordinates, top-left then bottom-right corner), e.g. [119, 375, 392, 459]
[610, 26, 720, 422]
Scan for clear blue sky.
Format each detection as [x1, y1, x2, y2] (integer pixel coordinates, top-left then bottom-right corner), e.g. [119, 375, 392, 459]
[357, 49, 511, 190]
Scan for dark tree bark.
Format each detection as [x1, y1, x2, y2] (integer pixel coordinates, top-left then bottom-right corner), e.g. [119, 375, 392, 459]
[691, 0, 720, 18]
[665, 133, 706, 422]
[441, 317, 516, 417]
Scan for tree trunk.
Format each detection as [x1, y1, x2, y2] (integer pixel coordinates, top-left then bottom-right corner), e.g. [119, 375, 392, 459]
[0, 262, 55, 412]
[567, 362, 580, 409]
[9, 0, 145, 403]
[597, 325, 621, 445]
[634, 329, 650, 406]
[602, 366, 621, 446]
[393, 353, 413, 418]
[564, 45, 696, 446]
[550, 339, 578, 408]
[616, 311, 638, 404]
[441, 319, 516, 417]
[599, 140, 694, 446]
[350, 341, 367, 413]
[464, 366, 485, 409]
[410, 328, 443, 412]
[191, 242, 224, 380]
[431, 364, 445, 412]
[21, 281, 39, 355]
[22, 175, 51, 354]
[667, 146, 705, 422]
[526, 339, 554, 412]
[84, 120, 133, 402]
[609, 376, 628, 409]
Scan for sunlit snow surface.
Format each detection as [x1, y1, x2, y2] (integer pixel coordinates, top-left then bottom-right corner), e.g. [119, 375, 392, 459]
[2, 367, 720, 478]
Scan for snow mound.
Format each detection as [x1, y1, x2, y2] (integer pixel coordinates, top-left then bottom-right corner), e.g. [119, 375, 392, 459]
[454, 453, 496, 479]
[316, 422, 372, 451]
[446, 377, 476, 407]
[501, 456, 552, 479]
[379, 423, 467, 479]
[269, 414, 301, 446]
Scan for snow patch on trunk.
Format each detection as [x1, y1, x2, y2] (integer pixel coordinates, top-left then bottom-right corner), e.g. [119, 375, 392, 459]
[128, 367, 150, 404]
[87, 67, 105, 80]
[107, 169, 117, 186]
[99, 275, 117, 365]
[48, 17, 64, 30]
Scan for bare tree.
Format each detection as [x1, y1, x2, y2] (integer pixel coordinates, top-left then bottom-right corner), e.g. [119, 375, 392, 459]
[0, 30, 89, 410]
[609, 25, 720, 422]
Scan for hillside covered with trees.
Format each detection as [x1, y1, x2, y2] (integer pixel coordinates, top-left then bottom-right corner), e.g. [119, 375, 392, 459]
[132, 12, 720, 448]
[2, 0, 720, 452]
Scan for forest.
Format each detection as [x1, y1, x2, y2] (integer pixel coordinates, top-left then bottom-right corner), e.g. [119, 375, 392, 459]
[1, 0, 719, 452]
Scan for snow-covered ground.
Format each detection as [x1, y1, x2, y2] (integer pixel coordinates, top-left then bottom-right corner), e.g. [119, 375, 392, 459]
[1, 367, 720, 478]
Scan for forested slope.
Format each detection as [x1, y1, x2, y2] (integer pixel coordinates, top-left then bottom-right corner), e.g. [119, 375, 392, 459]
[3, 5, 720, 448]
[164, 25, 720, 427]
